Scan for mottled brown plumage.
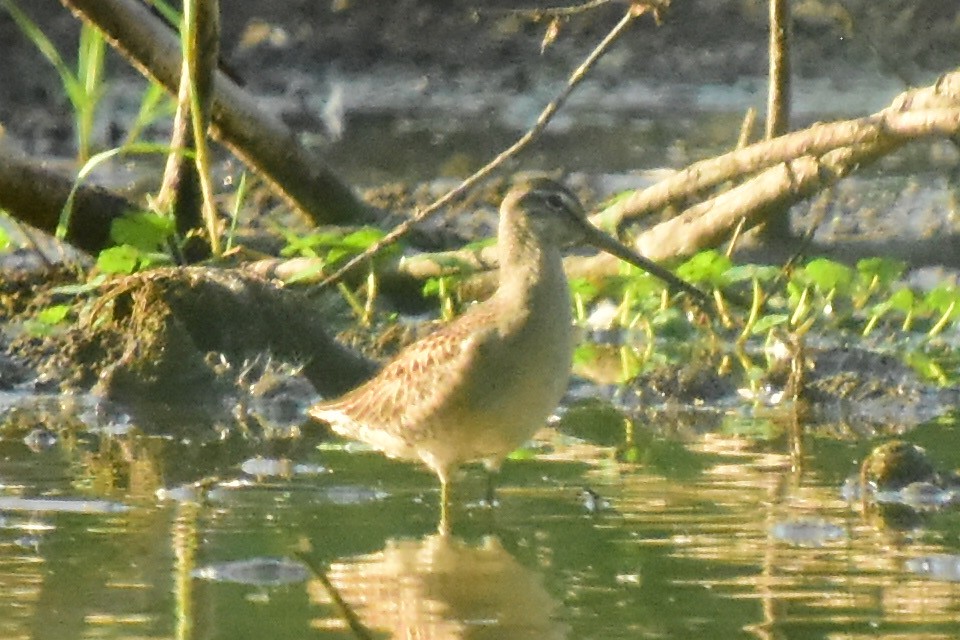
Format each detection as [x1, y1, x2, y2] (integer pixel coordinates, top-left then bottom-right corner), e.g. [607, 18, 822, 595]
[311, 177, 705, 527]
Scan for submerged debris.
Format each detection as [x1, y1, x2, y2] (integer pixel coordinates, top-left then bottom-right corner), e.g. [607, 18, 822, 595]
[770, 519, 847, 547]
[192, 557, 309, 585]
[860, 440, 938, 491]
[240, 456, 328, 478]
[23, 427, 57, 452]
[0, 496, 130, 514]
[877, 481, 957, 510]
[905, 555, 960, 582]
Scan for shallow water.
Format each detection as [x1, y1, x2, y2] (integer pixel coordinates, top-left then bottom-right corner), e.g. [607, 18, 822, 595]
[2, 392, 960, 640]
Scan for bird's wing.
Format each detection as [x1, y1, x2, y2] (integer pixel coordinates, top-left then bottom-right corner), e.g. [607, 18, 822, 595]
[310, 304, 502, 436]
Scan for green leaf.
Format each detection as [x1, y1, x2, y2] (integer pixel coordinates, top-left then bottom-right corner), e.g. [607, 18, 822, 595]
[340, 227, 386, 250]
[110, 212, 174, 251]
[325, 247, 349, 265]
[0, 226, 10, 251]
[751, 313, 789, 334]
[802, 258, 854, 293]
[725, 264, 780, 283]
[422, 277, 440, 297]
[506, 446, 538, 461]
[676, 250, 732, 286]
[284, 262, 325, 285]
[97, 245, 140, 274]
[36, 304, 70, 325]
[887, 287, 915, 313]
[568, 277, 600, 301]
[857, 257, 906, 287]
[49, 274, 107, 296]
[924, 285, 960, 314]
[905, 351, 948, 385]
[280, 227, 395, 266]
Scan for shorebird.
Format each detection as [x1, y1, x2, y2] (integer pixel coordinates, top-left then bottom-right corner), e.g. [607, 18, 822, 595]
[310, 177, 707, 529]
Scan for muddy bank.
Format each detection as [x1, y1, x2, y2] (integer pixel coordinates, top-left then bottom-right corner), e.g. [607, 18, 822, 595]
[3, 0, 960, 158]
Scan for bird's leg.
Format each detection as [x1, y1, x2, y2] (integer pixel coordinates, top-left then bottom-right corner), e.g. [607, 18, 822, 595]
[438, 470, 452, 535]
[483, 458, 501, 508]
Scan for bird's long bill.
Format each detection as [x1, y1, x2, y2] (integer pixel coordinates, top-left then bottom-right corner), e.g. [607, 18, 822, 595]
[578, 222, 711, 307]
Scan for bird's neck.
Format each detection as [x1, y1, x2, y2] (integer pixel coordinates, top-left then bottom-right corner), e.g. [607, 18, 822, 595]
[495, 215, 569, 324]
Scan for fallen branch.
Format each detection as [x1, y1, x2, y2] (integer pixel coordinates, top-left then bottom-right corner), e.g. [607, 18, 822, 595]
[0, 147, 134, 254]
[593, 70, 960, 232]
[619, 106, 960, 265]
[59, 0, 373, 226]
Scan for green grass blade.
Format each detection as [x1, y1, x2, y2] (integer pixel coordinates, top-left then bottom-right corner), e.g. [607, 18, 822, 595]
[56, 142, 178, 240]
[1, 0, 82, 103]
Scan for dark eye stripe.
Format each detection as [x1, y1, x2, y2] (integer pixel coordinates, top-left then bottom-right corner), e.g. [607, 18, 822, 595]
[545, 193, 565, 209]
[531, 188, 577, 213]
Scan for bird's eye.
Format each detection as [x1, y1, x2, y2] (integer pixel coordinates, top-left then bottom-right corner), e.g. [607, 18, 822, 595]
[545, 193, 566, 210]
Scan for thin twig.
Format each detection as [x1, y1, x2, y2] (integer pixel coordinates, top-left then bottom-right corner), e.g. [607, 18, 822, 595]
[481, 0, 614, 19]
[293, 550, 375, 640]
[766, 0, 791, 139]
[319, 4, 650, 289]
[183, 0, 221, 255]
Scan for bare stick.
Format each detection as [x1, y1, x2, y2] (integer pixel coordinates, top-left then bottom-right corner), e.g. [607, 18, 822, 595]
[59, 0, 371, 226]
[766, 0, 791, 139]
[588, 108, 960, 267]
[594, 69, 960, 231]
[155, 0, 220, 260]
[319, 4, 653, 288]
[489, 0, 614, 19]
[0, 149, 134, 253]
[760, 0, 793, 239]
[184, 0, 221, 255]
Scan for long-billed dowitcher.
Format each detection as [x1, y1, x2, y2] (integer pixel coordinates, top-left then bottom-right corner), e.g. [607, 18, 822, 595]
[310, 177, 707, 528]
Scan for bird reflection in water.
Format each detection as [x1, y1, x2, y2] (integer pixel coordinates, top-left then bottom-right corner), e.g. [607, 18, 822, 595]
[309, 533, 568, 639]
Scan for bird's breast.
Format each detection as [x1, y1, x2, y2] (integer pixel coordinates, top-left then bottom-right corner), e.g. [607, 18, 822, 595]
[447, 250, 575, 454]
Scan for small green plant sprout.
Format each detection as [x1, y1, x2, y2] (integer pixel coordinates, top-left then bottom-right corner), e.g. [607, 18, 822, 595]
[723, 263, 783, 340]
[97, 212, 176, 274]
[589, 260, 700, 344]
[55, 142, 175, 244]
[224, 172, 250, 252]
[784, 258, 853, 332]
[676, 249, 734, 289]
[280, 227, 388, 266]
[568, 277, 600, 324]
[905, 347, 952, 386]
[676, 249, 739, 324]
[25, 303, 72, 337]
[420, 239, 492, 321]
[281, 226, 399, 325]
[800, 258, 855, 310]
[123, 82, 177, 147]
[923, 285, 960, 339]
[864, 287, 916, 336]
[606, 261, 670, 325]
[856, 258, 906, 303]
[422, 275, 460, 322]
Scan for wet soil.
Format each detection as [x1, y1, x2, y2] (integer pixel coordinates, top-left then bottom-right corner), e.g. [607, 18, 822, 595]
[3, 0, 960, 156]
[2, 1, 960, 419]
